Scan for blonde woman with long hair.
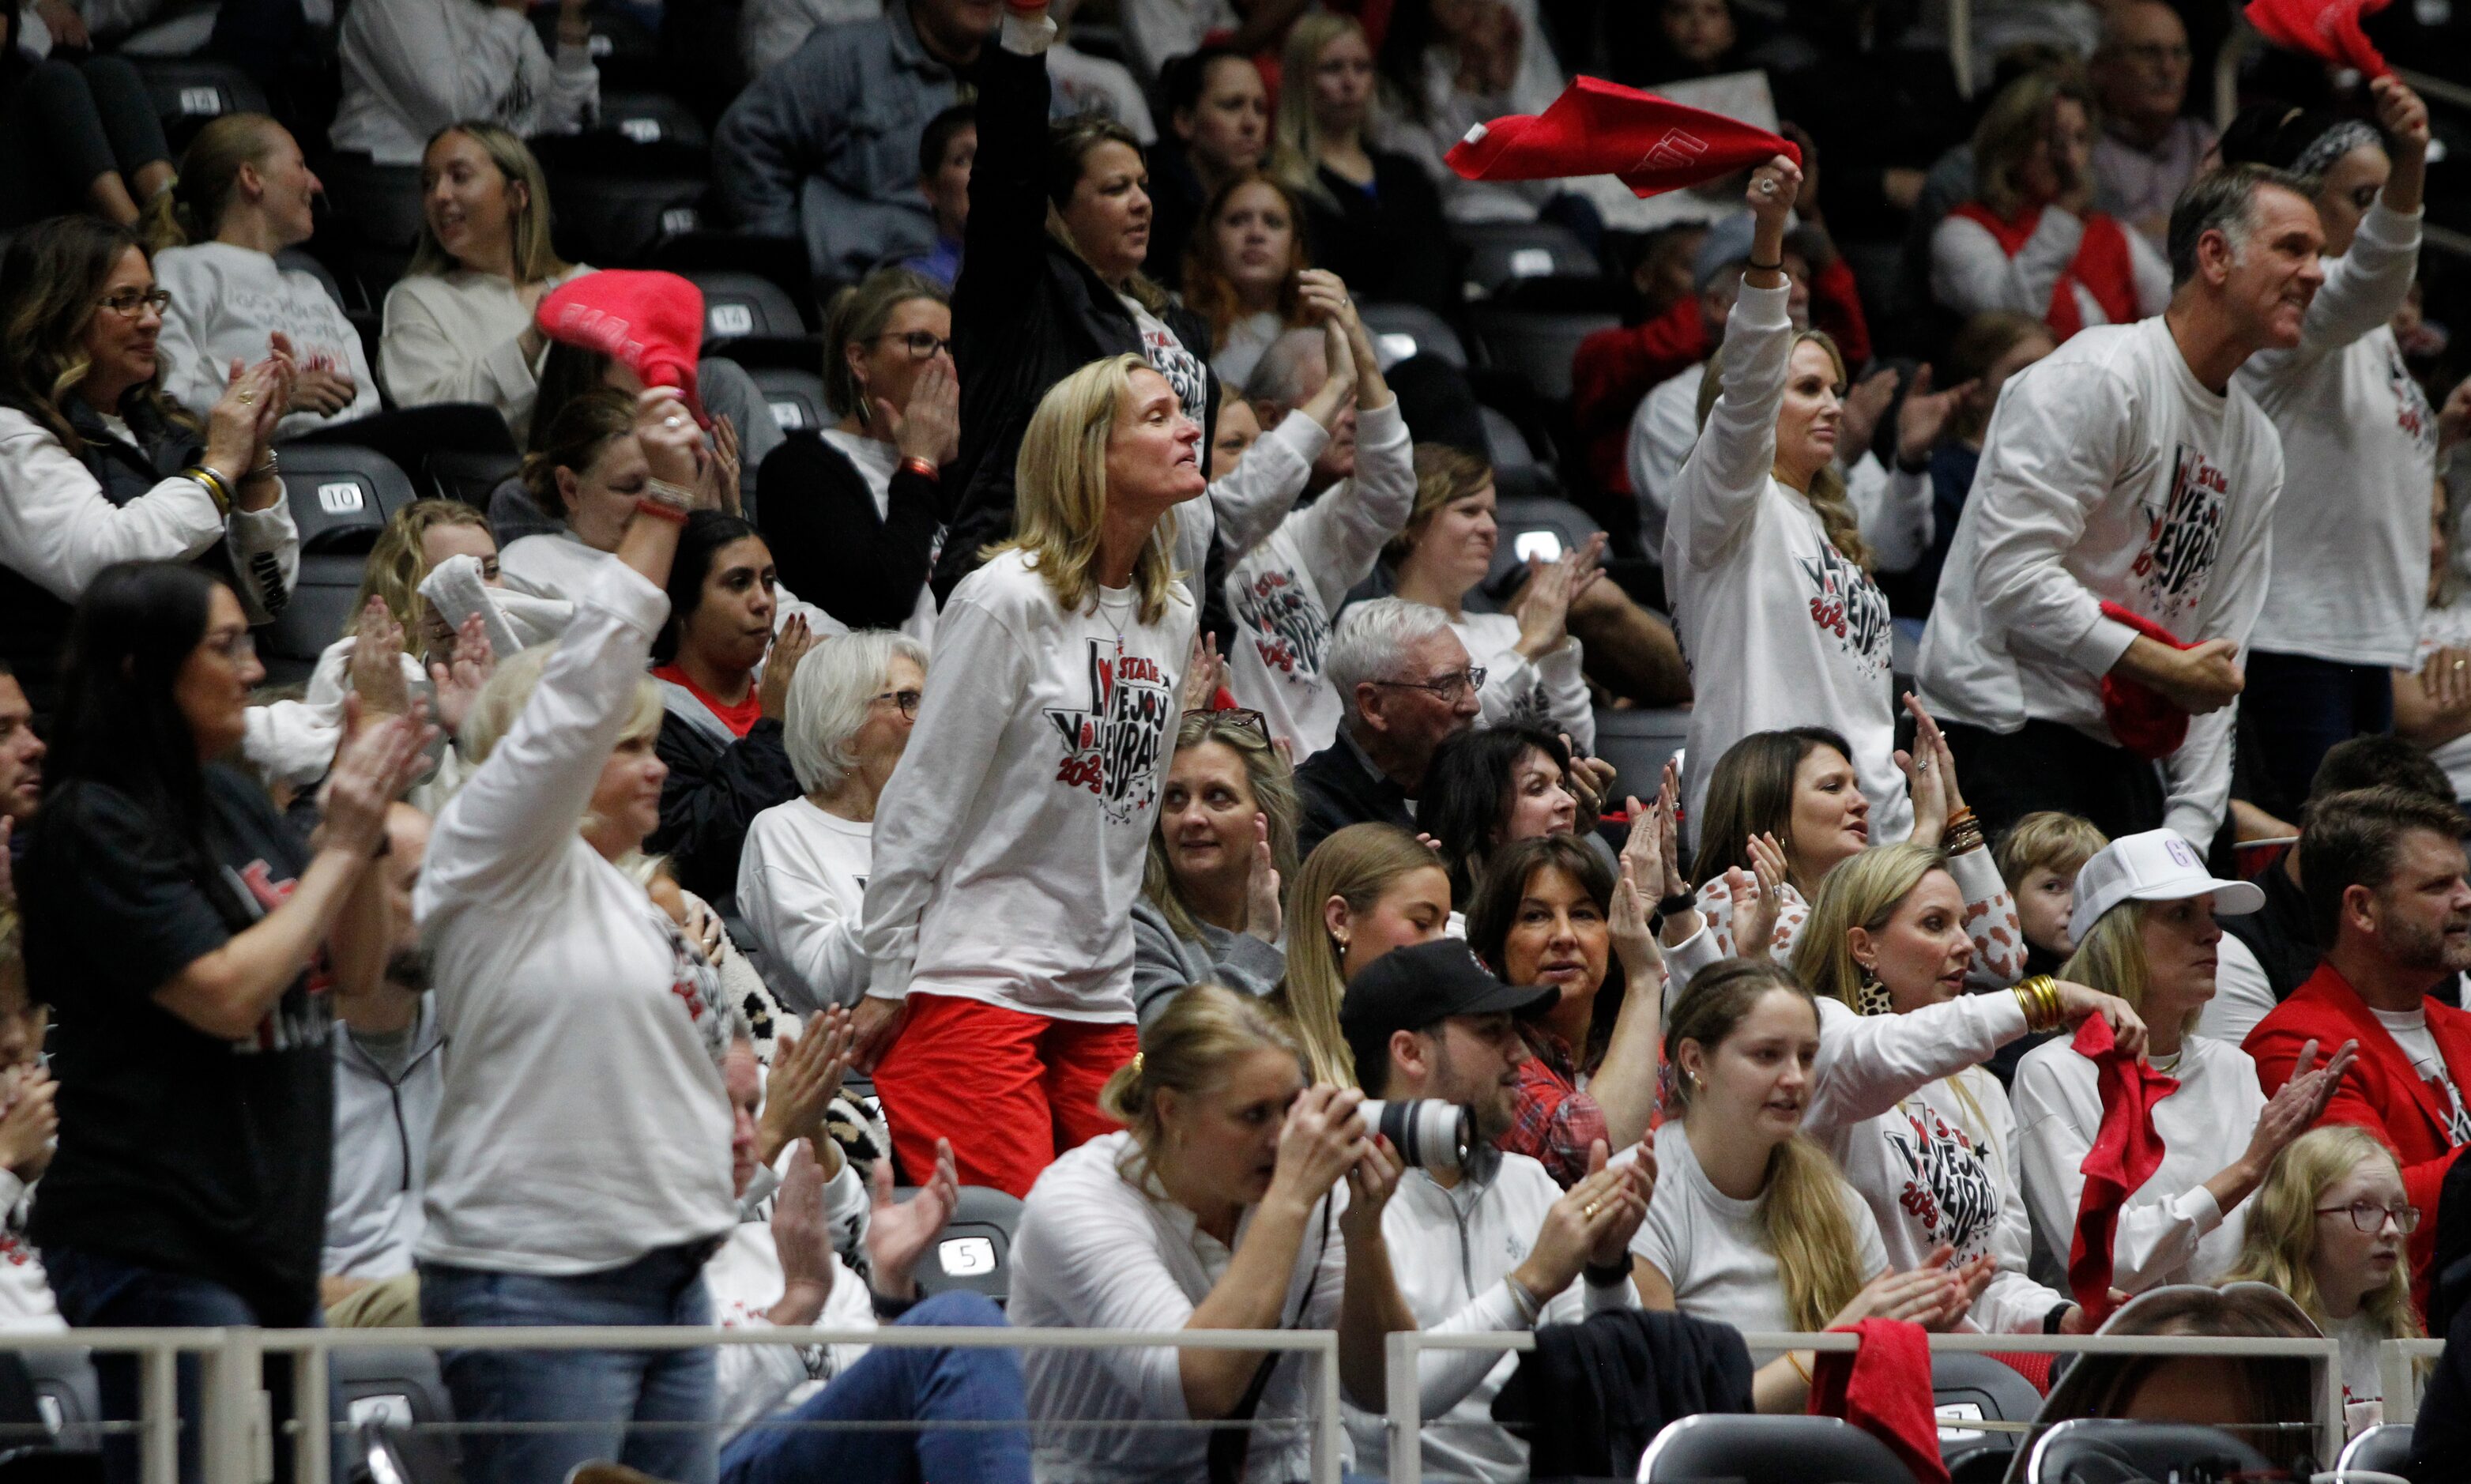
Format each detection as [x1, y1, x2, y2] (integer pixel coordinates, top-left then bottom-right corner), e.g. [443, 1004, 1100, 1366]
[1133, 710, 1300, 1027]
[2013, 830, 2350, 1294]
[1667, 155, 1925, 841]
[1271, 822, 1451, 1087]
[1633, 959, 1977, 1412]
[858, 354, 1206, 1197]
[1796, 841, 2149, 1334]
[2222, 1124, 2423, 1429]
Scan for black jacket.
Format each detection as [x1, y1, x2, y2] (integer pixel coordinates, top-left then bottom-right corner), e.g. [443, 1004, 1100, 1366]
[1297, 154, 1456, 321]
[1294, 736, 1414, 861]
[757, 431, 940, 631]
[1490, 1308, 1756, 1480]
[932, 34, 1222, 605]
[648, 706, 801, 913]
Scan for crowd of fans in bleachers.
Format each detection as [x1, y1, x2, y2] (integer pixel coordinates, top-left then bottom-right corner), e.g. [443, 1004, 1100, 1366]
[5, 0, 2471, 1476]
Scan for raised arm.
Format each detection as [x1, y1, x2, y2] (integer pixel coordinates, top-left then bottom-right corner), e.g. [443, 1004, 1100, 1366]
[2288, 79, 2428, 360]
[1670, 156, 1802, 567]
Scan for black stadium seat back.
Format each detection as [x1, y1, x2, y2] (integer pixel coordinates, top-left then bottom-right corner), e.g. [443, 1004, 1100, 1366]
[316, 156, 428, 257]
[132, 57, 269, 151]
[1482, 406, 1538, 469]
[1932, 1351, 2043, 1475]
[684, 270, 805, 344]
[0, 1444, 106, 1479]
[260, 554, 367, 679]
[1356, 301, 1467, 371]
[2337, 1422, 2412, 1477]
[279, 443, 416, 552]
[911, 1185, 1023, 1307]
[547, 175, 711, 267]
[745, 366, 829, 435]
[650, 234, 818, 332]
[1590, 706, 1689, 800]
[1637, 1411, 1920, 1484]
[593, 92, 713, 155]
[332, 1345, 454, 1429]
[14, 1350, 98, 1455]
[1453, 220, 1601, 302]
[2024, 1419, 2276, 1484]
[1467, 307, 1619, 408]
[360, 1418, 461, 1484]
[1486, 495, 1594, 586]
[423, 448, 522, 510]
[275, 249, 352, 316]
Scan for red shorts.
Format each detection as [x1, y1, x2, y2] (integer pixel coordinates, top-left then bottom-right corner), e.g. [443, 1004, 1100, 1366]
[869, 993, 1139, 1197]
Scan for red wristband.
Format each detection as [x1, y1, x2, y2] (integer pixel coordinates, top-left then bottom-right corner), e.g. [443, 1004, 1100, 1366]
[902, 455, 941, 482]
[633, 495, 690, 525]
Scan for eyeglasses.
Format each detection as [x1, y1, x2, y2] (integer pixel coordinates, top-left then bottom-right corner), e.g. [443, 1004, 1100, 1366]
[2315, 1200, 2420, 1234]
[203, 629, 258, 663]
[96, 288, 172, 318]
[1186, 706, 1271, 744]
[873, 330, 954, 360]
[1369, 666, 1486, 702]
[872, 688, 922, 718]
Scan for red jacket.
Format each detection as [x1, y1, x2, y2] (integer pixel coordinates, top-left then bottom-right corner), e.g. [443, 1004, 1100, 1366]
[2245, 962, 2471, 1307]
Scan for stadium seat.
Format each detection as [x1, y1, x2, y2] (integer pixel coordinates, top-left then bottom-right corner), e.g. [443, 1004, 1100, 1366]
[2022, 1419, 2275, 1483]
[1933, 1350, 2043, 1480]
[16, 1350, 99, 1455]
[1357, 301, 1467, 371]
[276, 248, 359, 317]
[1467, 307, 1619, 407]
[130, 56, 268, 150]
[1637, 1412, 1919, 1484]
[745, 367, 830, 436]
[1452, 220, 1600, 302]
[592, 91, 711, 154]
[1482, 406, 1537, 469]
[684, 270, 807, 343]
[336, 1343, 460, 1484]
[547, 174, 713, 267]
[422, 448, 521, 510]
[2337, 1422, 2412, 1476]
[1486, 494, 1595, 582]
[651, 234, 818, 333]
[912, 1185, 1023, 1308]
[261, 444, 418, 680]
[1590, 706, 1689, 798]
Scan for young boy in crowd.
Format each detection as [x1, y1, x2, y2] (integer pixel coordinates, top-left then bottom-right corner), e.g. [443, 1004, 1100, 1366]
[1986, 811, 2108, 1087]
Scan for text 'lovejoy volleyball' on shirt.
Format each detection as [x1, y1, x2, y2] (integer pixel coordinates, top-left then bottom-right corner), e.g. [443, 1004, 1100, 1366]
[1915, 314, 2283, 847]
[861, 548, 1196, 1022]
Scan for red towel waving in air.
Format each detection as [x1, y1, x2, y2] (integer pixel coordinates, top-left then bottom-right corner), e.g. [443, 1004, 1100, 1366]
[2245, 0, 2390, 77]
[2068, 1015, 2178, 1329]
[1808, 1318, 1949, 1484]
[536, 270, 707, 421]
[2096, 602, 2194, 762]
[1444, 76, 1800, 198]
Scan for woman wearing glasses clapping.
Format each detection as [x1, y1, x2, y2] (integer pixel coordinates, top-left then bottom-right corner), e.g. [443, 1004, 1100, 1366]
[737, 629, 930, 1015]
[2221, 1124, 2424, 1433]
[1132, 707, 1298, 1029]
[0, 215, 299, 716]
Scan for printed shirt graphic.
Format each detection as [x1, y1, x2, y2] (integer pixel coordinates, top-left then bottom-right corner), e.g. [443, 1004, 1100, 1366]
[1123, 296, 1209, 424]
[1235, 566, 1328, 682]
[1883, 1097, 2002, 1260]
[223, 857, 333, 1054]
[2129, 443, 2231, 631]
[1799, 540, 1893, 680]
[2389, 340, 2437, 454]
[1046, 637, 1176, 823]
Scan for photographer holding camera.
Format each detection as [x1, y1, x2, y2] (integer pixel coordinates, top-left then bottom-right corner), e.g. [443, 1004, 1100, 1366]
[1338, 939, 1654, 1481]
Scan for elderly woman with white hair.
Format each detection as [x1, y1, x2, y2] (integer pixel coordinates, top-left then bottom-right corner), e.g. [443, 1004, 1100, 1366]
[412, 388, 736, 1484]
[736, 631, 930, 1014]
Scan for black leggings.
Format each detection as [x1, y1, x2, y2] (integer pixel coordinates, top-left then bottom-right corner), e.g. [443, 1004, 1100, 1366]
[0, 55, 172, 229]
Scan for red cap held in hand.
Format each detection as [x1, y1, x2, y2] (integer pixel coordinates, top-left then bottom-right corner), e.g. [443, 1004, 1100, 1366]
[1443, 75, 1801, 198]
[2097, 601, 2190, 762]
[536, 270, 706, 421]
[2244, 0, 2390, 77]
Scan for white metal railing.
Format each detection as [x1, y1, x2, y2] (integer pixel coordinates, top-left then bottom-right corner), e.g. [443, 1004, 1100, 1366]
[1381, 1329, 2348, 1482]
[2379, 1337, 2446, 1424]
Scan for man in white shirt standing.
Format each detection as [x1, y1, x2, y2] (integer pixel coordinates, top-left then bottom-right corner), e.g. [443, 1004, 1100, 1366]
[1338, 940, 1652, 1482]
[1917, 164, 2326, 849]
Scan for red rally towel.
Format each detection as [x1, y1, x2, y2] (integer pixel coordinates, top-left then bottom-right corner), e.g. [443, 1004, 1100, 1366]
[1808, 1317, 1949, 1484]
[2245, 0, 2390, 76]
[536, 270, 707, 422]
[2096, 601, 2191, 762]
[2066, 1015, 2178, 1329]
[1443, 75, 1800, 198]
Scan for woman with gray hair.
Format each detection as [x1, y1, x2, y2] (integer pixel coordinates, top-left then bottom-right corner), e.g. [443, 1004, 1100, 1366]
[736, 630, 929, 1013]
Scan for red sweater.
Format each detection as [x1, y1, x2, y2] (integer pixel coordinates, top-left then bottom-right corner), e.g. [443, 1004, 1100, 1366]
[1570, 256, 1874, 499]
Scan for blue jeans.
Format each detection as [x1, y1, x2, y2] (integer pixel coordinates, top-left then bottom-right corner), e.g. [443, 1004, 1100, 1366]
[719, 1291, 1029, 1484]
[419, 1242, 721, 1484]
[43, 1246, 338, 1484]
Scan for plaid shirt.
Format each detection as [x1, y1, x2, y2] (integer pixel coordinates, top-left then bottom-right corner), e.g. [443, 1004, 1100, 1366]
[1497, 1026, 1609, 1188]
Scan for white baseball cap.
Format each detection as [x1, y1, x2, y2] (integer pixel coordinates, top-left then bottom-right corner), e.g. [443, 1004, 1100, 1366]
[2068, 829, 2266, 945]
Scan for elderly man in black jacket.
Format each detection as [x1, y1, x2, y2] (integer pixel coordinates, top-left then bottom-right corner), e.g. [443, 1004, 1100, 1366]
[1295, 597, 1482, 859]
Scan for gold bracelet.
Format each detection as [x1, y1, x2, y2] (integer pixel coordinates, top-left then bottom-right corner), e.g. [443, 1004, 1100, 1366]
[2036, 976, 2064, 1030]
[185, 465, 233, 515]
[2015, 975, 2060, 1033]
[1787, 1350, 1813, 1384]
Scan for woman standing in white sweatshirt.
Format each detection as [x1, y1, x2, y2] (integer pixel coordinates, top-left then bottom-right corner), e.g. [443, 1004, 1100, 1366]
[331, 0, 598, 167]
[1666, 156, 1919, 840]
[412, 388, 736, 1484]
[857, 355, 1205, 1198]
[379, 124, 591, 441]
[156, 115, 380, 439]
[2013, 830, 2350, 1292]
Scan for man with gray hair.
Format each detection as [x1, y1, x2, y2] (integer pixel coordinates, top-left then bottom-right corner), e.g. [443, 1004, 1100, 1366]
[1918, 164, 2326, 848]
[1294, 597, 1482, 857]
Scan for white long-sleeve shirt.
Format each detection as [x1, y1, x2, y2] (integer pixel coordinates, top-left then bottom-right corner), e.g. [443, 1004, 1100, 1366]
[331, 0, 598, 165]
[1344, 1154, 1637, 1482]
[2239, 202, 2432, 668]
[1224, 400, 1416, 757]
[1929, 206, 2172, 330]
[154, 242, 382, 439]
[861, 548, 1196, 1022]
[1663, 845, 2030, 994]
[378, 265, 593, 441]
[413, 559, 736, 1274]
[705, 1158, 876, 1436]
[1915, 315, 2285, 847]
[2012, 1031, 2262, 1292]
[1664, 281, 1911, 842]
[0, 406, 299, 620]
[1453, 612, 1594, 752]
[736, 797, 872, 1013]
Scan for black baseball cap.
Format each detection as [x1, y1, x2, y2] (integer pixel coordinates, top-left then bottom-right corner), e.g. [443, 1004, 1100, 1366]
[1339, 939, 1559, 1048]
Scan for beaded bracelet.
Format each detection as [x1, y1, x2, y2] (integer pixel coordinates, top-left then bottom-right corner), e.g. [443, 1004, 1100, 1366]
[633, 495, 690, 525]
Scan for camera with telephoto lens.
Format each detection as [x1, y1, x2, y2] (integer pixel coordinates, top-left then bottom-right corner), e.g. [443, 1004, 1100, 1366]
[1357, 1098, 1498, 1181]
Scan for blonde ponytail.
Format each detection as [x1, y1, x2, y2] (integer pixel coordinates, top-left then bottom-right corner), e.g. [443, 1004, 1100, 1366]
[1763, 1136, 1873, 1331]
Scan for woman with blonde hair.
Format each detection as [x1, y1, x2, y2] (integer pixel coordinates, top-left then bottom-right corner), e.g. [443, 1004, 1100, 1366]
[1633, 959, 1981, 1412]
[859, 354, 1206, 1197]
[379, 122, 590, 439]
[1796, 840, 2149, 1334]
[1133, 709, 1298, 1027]
[1271, 822, 1452, 1087]
[1011, 982, 1409, 1482]
[352, 499, 502, 661]
[2222, 1124, 2421, 1429]
[2013, 829, 2349, 1294]
[1667, 157, 1924, 841]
